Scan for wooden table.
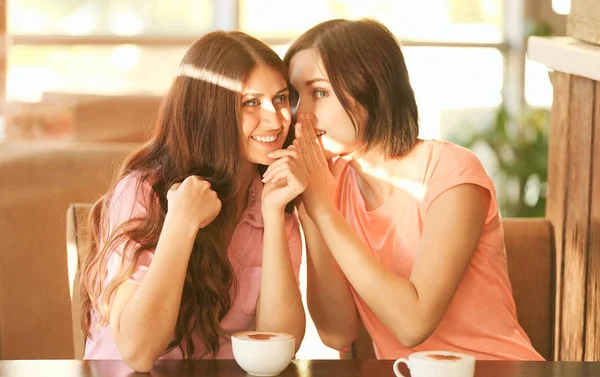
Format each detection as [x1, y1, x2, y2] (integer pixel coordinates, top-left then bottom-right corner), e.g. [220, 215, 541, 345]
[1, 360, 600, 377]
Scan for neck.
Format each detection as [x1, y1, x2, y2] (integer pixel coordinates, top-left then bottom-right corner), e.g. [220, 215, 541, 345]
[350, 150, 396, 209]
[349, 141, 421, 210]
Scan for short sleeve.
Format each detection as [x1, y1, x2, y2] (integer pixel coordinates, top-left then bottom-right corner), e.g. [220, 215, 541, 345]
[422, 144, 498, 220]
[103, 174, 155, 284]
[285, 212, 303, 286]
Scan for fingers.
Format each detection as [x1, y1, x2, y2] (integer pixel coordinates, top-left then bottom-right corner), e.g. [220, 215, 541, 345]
[267, 168, 308, 193]
[264, 155, 292, 172]
[184, 175, 210, 187]
[298, 113, 319, 141]
[263, 166, 289, 184]
[296, 126, 321, 168]
[267, 148, 298, 160]
[263, 156, 298, 183]
[302, 116, 330, 169]
[264, 143, 306, 182]
[294, 131, 315, 168]
[294, 120, 304, 138]
[294, 113, 320, 141]
[262, 151, 309, 187]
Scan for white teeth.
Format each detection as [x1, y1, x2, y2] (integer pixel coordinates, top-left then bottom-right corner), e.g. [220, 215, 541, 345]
[316, 131, 326, 136]
[252, 134, 278, 143]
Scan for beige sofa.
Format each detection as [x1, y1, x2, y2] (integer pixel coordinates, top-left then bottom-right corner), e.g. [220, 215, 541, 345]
[0, 141, 138, 359]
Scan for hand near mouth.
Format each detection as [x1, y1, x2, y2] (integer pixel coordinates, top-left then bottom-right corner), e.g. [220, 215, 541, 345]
[289, 113, 338, 219]
[261, 142, 310, 211]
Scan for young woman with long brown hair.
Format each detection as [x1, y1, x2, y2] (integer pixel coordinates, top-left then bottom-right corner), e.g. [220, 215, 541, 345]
[80, 30, 307, 372]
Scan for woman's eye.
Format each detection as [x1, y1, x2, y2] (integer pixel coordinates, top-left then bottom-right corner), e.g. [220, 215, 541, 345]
[314, 89, 327, 98]
[244, 99, 259, 107]
[273, 94, 289, 103]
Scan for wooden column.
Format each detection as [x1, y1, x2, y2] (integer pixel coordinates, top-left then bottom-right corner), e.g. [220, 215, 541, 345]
[586, 81, 600, 361]
[530, 35, 600, 361]
[530, 0, 600, 359]
[545, 70, 569, 361]
[551, 75, 600, 362]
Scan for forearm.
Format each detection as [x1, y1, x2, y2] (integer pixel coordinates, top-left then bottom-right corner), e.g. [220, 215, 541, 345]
[258, 209, 306, 349]
[299, 210, 358, 350]
[312, 206, 427, 347]
[115, 214, 196, 368]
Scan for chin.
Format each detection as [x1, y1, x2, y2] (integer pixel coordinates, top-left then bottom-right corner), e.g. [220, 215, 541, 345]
[259, 158, 275, 166]
[248, 155, 275, 166]
[322, 149, 338, 160]
[320, 136, 347, 161]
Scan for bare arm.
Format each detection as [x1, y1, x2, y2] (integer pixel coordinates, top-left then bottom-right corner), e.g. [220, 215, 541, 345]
[257, 209, 306, 352]
[310, 184, 490, 347]
[257, 143, 314, 352]
[264, 127, 358, 351]
[291, 113, 491, 348]
[298, 205, 358, 351]
[107, 176, 221, 372]
[109, 214, 197, 372]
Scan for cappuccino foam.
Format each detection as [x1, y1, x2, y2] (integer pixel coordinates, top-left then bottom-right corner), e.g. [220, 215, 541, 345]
[412, 351, 474, 363]
[233, 332, 294, 341]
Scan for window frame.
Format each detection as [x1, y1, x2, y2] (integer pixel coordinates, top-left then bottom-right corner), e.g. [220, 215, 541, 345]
[8, 0, 525, 111]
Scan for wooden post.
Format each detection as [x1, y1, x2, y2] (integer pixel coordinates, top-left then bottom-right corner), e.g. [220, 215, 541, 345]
[585, 81, 600, 361]
[549, 73, 600, 362]
[530, 36, 600, 361]
[559, 74, 595, 361]
[546, 71, 570, 361]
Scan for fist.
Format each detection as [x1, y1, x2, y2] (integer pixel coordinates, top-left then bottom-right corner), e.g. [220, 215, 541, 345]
[166, 176, 222, 229]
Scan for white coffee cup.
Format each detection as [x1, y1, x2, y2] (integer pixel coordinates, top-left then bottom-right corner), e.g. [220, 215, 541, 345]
[231, 331, 296, 376]
[393, 351, 476, 377]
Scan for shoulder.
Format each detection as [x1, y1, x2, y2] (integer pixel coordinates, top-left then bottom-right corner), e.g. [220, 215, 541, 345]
[107, 172, 155, 225]
[112, 172, 154, 202]
[422, 140, 490, 187]
[420, 140, 497, 216]
[427, 140, 485, 176]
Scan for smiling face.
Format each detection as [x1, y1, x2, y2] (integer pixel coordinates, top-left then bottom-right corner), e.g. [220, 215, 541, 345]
[288, 48, 361, 160]
[240, 65, 292, 165]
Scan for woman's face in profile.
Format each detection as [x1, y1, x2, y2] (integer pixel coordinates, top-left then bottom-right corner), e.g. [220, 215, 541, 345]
[288, 47, 360, 160]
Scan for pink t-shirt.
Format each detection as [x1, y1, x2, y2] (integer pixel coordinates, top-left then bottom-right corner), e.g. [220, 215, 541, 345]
[335, 140, 543, 361]
[84, 173, 302, 360]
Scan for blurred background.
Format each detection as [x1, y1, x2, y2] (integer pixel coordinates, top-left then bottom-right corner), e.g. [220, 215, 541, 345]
[0, 0, 571, 360]
[3, 0, 572, 218]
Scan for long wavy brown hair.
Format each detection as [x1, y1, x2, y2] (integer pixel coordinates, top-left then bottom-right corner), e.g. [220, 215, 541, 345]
[79, 31, 291, 359]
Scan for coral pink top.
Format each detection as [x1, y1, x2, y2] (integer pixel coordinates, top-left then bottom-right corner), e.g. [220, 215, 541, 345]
[336, 140, 543, 360]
